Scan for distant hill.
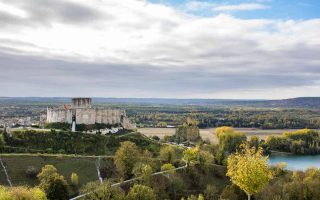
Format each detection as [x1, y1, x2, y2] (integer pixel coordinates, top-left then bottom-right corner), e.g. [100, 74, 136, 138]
[267, 97, 320, 108]
[0, 97, 319, 109]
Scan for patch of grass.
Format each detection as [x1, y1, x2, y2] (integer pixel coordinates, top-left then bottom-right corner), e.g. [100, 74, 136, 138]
[0, 155, 113, 187]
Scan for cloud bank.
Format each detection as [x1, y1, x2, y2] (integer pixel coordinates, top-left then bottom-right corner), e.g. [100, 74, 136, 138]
[0, 0, 319, 98]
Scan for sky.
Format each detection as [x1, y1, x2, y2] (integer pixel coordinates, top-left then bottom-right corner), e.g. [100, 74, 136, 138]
[0, 0, 319, 99]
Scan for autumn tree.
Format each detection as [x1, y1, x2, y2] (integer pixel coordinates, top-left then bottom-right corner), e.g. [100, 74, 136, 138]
[182, 146, 214, 170]
[37, 165, 69, 200]
[114, 141, 141, 179]
[249, 136, 260, 149]
[226, 144, 273, 200]
[215, 126, 246, 164]
[183, 147, 200, 167]
[126, 184, 156, 200]
[132, 163, 153, 186]
[0, 186, 47, 200]
[215, 126, 235, 138]
[160, 145, 177, 164]
[161, 163, 176, 175]
[215, 126, 246, 153]
[80, 181, 125, 200]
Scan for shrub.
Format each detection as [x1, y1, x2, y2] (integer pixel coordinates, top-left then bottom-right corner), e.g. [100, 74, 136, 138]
[70, 173, 79, 187]
[25, 166, 39, 179]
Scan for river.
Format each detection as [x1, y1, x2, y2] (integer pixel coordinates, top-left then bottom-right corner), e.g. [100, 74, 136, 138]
[269, 154, 320, 171]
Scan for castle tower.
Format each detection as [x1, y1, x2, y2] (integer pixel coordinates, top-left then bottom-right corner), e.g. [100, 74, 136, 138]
[72, 98, 92, 109]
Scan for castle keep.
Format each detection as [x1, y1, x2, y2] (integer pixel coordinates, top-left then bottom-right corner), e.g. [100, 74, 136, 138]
[46, 98, 135, 130]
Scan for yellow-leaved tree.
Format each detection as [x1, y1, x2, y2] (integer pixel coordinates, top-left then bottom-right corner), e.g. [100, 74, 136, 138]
[226, 144, 273, 200]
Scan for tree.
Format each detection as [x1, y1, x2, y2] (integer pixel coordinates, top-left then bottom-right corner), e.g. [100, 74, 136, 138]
[185, 194, 205, 200]
[183, 147, 200, 167]
[0, 186, 47, 200]
[161, 163, 176, 175]
[215, 126, 246, 164]
[126, 184, 156, 200]
[70, 173, 79, 187]
[204, 184, 219, 200]
[249, 136, 259, 149]
[0, 134, 5, 151]
[37, 165, 69, 200]
[81, 181, 125, 200]
[132, 163, 153, 186]
[215, 127, 246, 153]
[219, 184, 246, 200]
[160, 145, 177, 164]
[25, 166, 38, 179]
[198, 150, 214, 170]
[226, 144, 273, 200]
[215, 126, 235, 138]
[114, 141, 141, 179]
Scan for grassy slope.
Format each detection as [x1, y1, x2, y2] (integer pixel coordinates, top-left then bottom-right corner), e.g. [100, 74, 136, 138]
[0, 154, 111, 187]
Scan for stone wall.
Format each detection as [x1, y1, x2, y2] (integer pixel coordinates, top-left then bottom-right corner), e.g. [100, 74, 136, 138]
[47, 107, 135, 129]
[72, 98, 92, 108]
[47, 108, 73, 123]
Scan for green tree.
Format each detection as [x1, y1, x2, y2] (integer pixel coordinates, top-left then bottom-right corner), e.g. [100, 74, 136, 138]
[114, 141, 141, 179]
[183, 147, 200, 167]
[160, 145, 177, 164]
[81, 181, 125, 200]
[161, 163, 176, 174]
[133, 163, 153, 186]
[198, 150, 214, 170]
[215, 126, 246, 164]
[0, 134, 5, 151]
[215, 127, 246, 153]
[126, 184, 156, 200]
[204, 184, 219, 200]
[185, 194, 205, 200]
[249, 136, 259, 149]
[37, 165, 69, 200]
[226, 144, 273, 200]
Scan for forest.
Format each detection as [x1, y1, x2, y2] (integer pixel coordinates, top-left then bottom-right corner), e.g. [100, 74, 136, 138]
[126, 106, 320, 129]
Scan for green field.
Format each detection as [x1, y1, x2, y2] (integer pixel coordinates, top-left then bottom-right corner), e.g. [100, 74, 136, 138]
[0, 154, 112, 187]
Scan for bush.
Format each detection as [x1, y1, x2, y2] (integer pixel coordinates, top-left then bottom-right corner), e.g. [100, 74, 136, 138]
[58, 149, 65, 154]
[25, 166, 39, 179]
[45, 148, 53, 153]
[70, 173, 79, 187]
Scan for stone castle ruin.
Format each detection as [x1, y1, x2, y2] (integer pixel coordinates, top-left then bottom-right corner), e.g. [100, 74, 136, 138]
[47, 98, 135, 130]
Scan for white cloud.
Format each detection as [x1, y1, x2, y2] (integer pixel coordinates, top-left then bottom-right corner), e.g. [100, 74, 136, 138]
[0, 0, 319, 98]
[213, 3, 269, 11]
[0, 1, 28, 18]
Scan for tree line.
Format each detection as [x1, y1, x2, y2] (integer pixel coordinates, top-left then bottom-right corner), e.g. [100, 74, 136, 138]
[129, 107, 320, 129]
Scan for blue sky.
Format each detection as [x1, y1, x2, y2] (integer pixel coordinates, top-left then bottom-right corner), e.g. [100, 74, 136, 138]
[150, 0, 320, 19]
[0, 0, 319, 99]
